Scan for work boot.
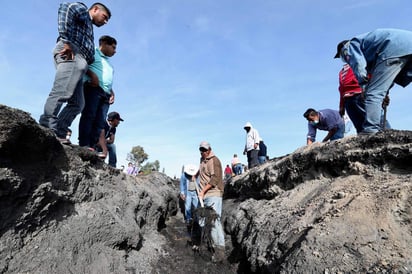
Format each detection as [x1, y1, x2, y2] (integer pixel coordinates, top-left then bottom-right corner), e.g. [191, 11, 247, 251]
[212, 246, 225, 263]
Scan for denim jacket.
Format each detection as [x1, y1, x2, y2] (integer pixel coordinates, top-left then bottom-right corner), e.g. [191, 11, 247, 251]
[179, 173, 200, 196]
[342, 28, 412, 86]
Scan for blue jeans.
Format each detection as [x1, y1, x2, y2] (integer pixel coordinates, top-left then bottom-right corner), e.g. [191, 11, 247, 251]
[345, 94, 366, 133]
[331, 122, 345, 141]
[39, 41, 88, 138]
[363, 56, 410, 133]
[233, 164, 242, 175]
[201, 196, 225, 247]
[107, 143, 117, 167]
[258, 156, 266, 164]
[78, 84, 110, 147]
[184, 190, 199, 223]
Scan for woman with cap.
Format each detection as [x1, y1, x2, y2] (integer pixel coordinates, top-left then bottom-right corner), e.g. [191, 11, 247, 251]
[179, 163, 200, 229]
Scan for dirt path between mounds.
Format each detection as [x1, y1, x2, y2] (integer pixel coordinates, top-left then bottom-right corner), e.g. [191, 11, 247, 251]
[154, 212, 238, 274]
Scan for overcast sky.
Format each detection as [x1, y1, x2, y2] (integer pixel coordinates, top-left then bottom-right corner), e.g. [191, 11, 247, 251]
[2, 0, 412, 177]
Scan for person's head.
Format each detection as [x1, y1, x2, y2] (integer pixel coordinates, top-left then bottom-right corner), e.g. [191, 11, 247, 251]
[334, 40, 349, 60]
[303, 108, 319, 125]
[99, 35, 117, 57]
[183, 164, 199, 177]
[233, 154, 237, 158]
[89, 3, 111, 27]
[107, 111, 124, 127]
[243, 122, 252, 133]
[199, 141, 211, 159]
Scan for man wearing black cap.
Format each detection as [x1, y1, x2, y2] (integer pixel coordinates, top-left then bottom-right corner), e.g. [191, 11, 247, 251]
[334, 28, 412, 134]
[97, 111, 123, 167]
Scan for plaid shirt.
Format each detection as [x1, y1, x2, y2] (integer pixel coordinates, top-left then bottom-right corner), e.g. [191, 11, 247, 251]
[57, 2, 95, 64]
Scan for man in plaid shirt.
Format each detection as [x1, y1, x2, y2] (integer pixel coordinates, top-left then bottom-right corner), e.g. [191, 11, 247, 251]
[39, 2, 111, 145]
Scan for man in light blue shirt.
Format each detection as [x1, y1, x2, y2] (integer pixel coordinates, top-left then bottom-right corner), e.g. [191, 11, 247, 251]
[79, 35, 117, 150]
[335, 28, 412, 133]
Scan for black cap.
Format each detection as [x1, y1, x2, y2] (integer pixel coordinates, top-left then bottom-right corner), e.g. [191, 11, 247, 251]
[334, 40, 349, 59]
[108, 111, 124, 121]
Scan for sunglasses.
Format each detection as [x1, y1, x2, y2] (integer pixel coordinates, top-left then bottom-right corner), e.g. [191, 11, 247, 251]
[199, 147, 208, 152]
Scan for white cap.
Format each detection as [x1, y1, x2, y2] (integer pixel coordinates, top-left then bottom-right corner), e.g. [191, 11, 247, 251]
[183, 164, 199, 176]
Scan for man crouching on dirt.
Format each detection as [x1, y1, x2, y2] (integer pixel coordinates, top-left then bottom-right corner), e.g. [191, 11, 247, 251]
[197, 141, 225, 263]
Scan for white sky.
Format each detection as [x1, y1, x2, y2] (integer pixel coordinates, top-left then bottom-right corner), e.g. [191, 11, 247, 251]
[2, 0, 412, 178]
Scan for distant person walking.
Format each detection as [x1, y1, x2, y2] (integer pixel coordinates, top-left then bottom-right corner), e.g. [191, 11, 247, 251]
[197, 141, 225, 263]
[243, 122, 260, 169]
[79, 35, 117, 149]
[224, 164, 232, 180]
[231, 154, 242, 175]
[303, 108, 345, 145]
[39, 2, 111, 144]
[335, 28, 412, 134]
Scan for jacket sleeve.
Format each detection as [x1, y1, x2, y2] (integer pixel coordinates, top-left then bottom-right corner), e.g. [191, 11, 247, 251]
[179, 174, 186, 195]
[346, 39, 369, 86]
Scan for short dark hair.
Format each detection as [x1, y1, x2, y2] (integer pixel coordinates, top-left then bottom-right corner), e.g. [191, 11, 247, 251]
[99, 35, 117, 46]
[303, 108, 317, 119]
[90, 3, 111, 19]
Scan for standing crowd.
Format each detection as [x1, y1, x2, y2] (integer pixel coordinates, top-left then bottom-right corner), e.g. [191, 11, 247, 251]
[39, 2, 123, 168]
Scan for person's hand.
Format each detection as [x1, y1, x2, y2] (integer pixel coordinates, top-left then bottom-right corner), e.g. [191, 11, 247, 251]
[180, 193, 185, 201]
[59, 43, 74, 60]
[382, 95, 390, 108]
[198, 191, 204, 200]
[109, 93, 115, 104]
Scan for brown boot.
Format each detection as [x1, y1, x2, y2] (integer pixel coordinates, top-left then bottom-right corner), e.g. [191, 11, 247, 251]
[212, 246, 225, 263]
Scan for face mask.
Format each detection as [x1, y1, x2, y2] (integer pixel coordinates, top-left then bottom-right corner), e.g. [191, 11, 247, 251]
[310, 120, 319, 126]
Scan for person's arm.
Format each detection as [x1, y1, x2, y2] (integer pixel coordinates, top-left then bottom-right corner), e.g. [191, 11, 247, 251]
[306, 124, 316, 145]
[179, 175, 186, 200]
[338, 74, 345, 116]
[107, 131, 115, 144]
[345, 39, 369, 87]
[109, 89, 115, 104]
[322, 128, 338, 142]
[85, 70, 99, 87]
[198, 183, 212, 200]
[57, 3, 87, 60]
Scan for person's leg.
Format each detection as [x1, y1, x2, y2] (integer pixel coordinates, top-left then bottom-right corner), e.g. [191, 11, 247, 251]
[203, 196, 225, 247]
[40, 41, 86, 135]
[363, 57, 409, 133]
[107, 143, 117, 167]
[78, 85, 101, 146]
[258, 156, 266, 164]
[330, 122, 345, 140]
[91, 92, 110, 147]
[345, 94, 366, 133]
[250, 149, 259, 168]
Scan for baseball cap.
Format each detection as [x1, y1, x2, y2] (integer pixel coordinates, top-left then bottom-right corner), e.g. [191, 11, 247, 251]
[108, 111, 124, 121]
[199, 141, 210, 150]
[334, 40, 349, 59]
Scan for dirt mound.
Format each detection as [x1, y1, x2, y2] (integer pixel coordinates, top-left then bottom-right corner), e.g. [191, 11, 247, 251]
[1, 104, 412, 273]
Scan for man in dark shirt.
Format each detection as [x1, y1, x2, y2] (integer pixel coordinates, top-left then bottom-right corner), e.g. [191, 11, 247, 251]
[97, 111, 123, 167]
[303, 108, 345, 145]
